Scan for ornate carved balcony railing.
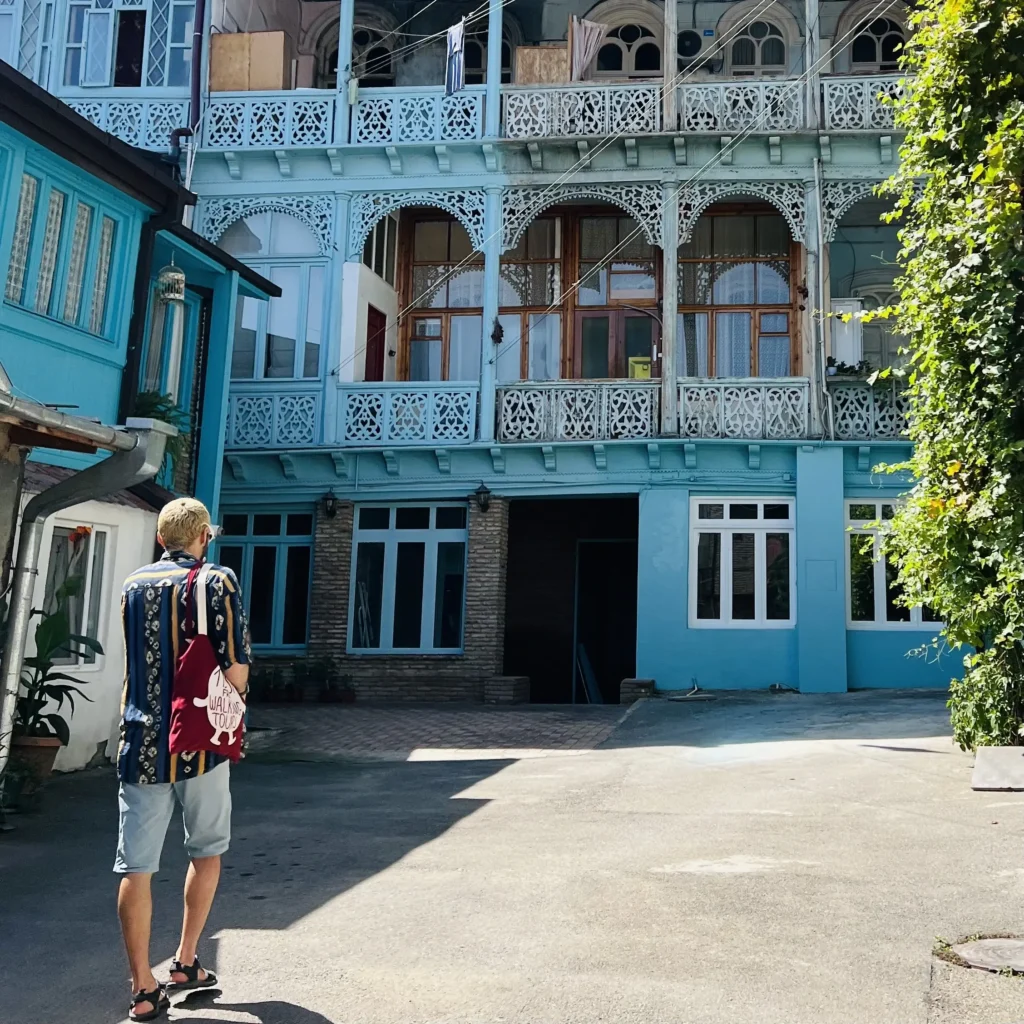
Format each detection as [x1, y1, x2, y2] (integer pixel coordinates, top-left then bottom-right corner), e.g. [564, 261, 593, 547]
[203, 92, 336, 149]
[829, 380, 909, 439]
[350, 87, 484, 145]
[61, 90, 190, 150]
[678, 379, 810, 439]
[502, 83, 661, 139]
[337, 383, 478, 445]
[822, 75, 903, 131]
[226, 391, 321, 448]
[497, 381, 660, 442]
[677, 81, 804, 133]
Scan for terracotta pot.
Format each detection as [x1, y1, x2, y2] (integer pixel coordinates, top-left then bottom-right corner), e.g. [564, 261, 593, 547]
[11, 735, 62, 793]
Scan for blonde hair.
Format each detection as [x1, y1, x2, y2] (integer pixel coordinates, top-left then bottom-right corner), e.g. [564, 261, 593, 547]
[157, 497, 211, 551]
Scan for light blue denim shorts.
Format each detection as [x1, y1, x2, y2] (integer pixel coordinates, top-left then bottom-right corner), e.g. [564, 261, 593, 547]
[114, 761, 231, 874]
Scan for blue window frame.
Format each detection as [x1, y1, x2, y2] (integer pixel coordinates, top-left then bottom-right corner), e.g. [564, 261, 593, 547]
[3, 165, 123, 339]
[217, 510, 314, 650]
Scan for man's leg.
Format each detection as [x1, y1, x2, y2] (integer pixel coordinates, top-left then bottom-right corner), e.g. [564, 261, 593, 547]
[172, 761, 232, 982]
[114, 781, 176, 1014]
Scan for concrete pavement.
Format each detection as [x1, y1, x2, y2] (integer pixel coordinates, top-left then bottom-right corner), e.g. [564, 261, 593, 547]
[3, 691, 1024, 1024]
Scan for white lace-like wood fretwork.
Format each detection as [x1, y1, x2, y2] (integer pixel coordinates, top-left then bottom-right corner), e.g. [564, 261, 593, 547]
[502, 184, 663, 252]
[677, 81, 804, 133]
[823, 75, 903, 131]
[351, 88, 484, 144]
[821, 180, 883, 242]
[503, 84, 660, 140]
[678, 379, 809, 439]
[204, 94, 334, 149]
[496, 382, 659, 442]
[198, 195, 335, 257]
[831, 381, 909, 440]
[337, 384, 477, 444]
[65, 98, 190, 151]
[227, 392, 320, 448]
[348, 190, 487, 261]
[678, 182, 807, 247]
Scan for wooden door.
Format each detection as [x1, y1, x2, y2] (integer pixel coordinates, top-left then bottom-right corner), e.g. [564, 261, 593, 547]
[365, 305, 387, 382]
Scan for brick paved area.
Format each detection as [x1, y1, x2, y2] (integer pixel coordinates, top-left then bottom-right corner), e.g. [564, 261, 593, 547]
[247, 703, 627, 761]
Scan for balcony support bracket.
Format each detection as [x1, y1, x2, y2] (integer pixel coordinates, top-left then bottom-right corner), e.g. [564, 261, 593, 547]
[747, 444, 761, 471]
[385, 146, 402, 174]
[274, 150, 292, 177]
[719, 137, 734, 165]
[382, 449, 399, 475]
[673, 137, 687, 166]
[435, 448, 451, 473]
[490, 447, 505, 473]
[647, 443, 661, 470]
[880, 135, 893, 164]
[684, 442, 697, 469]
[482, 143, 497, 171]
[542, 445, 556, 472]
[526, 142, 542, 171]
[857, 446, 871, 472]
[624, 138, 638, 167]
[326, 148, 344, 175]
[576, 140, 591, 168]
[593, 443, 607, 470]
[278, 453, 297, 479]
[226, 455, 246, 481]
[434, 145, 450, 172]
[330, 451, 350, 478]
[819, 135, 832, 164]
[768, 136, 781, 165]
[223, 152, 241, 180]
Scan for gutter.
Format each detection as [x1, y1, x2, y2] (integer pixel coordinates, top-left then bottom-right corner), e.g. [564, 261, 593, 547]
[0, 418, 176, 786]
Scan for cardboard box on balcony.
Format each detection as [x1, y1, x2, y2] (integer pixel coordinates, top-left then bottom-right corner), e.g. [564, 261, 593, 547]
[209, 30, 288, 92]
[515, 44, 569, 85]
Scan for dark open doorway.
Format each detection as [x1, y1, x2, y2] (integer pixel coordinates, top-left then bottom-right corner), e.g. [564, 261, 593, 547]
[503, 497, 638, 703]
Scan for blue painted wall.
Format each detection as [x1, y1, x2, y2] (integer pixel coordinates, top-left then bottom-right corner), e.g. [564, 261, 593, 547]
[847, 632, 959, 689]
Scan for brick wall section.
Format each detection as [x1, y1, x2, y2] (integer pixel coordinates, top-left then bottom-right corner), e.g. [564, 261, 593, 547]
[304, 498, 510, 702]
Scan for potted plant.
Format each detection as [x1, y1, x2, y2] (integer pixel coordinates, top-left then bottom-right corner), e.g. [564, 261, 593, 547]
[11, 575, 100, 790]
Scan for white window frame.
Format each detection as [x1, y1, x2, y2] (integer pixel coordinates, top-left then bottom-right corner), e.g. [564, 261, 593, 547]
[845, 500, 941, 630]
[688, 496, 796, 629]
[348, 503, 469, 655]
[39, 521, 111, 670]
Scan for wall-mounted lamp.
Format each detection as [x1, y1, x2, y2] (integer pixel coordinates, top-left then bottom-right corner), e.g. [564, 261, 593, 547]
[473, 483, 491, 513]
[322, 489, 338, 519]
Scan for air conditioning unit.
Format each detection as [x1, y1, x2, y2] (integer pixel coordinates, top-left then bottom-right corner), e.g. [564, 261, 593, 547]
[831, 298, 864, 364]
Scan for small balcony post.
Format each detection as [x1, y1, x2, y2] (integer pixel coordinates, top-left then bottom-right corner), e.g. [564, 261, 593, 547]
[805, 0, 821, 129]
[660, 180, 679, 435]
[663, 0, 678, 129]
[485, 0, 503, 137]
[479, 186, 502, 442]
[336, 0, 357, 143]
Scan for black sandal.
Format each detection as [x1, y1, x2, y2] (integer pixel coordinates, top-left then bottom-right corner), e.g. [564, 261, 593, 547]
[129, 984, 169, 1022]
[166, 955, 218, 992]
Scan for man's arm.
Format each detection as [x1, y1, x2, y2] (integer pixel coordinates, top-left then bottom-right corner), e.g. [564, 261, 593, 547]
[207, 566, 251, 695]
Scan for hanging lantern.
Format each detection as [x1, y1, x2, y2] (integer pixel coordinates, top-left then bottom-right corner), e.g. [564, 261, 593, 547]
[156, 257, 186, 304]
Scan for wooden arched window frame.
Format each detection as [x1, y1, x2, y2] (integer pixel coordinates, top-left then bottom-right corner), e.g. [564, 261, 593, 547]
[592, 23, 662, 79]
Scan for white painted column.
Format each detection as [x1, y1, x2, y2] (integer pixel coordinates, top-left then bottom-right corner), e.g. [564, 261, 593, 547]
[662, 0, 677, 130]
[804, 175, 825, 438]
[479, 186, 502, 442]
[805, 0, 821, 129]
[660, 180, 679, 435]
[335, 0, 356, 143]
[485, 0, 503, 137]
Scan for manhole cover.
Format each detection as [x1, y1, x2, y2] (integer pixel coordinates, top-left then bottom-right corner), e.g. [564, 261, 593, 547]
[951, 938, 1024, 973]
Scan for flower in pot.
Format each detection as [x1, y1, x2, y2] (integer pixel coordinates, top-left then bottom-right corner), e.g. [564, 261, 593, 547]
[11, 575, 100, 791]
[826, 355, 838, 376]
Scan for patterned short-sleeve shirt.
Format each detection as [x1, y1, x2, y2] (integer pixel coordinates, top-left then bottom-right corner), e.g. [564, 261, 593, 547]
[118, 550, 251, 784]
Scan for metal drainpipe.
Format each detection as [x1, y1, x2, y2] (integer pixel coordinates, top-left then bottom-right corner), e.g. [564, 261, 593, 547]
[190, 0, 207, 135]
[0, 420, 174, 787]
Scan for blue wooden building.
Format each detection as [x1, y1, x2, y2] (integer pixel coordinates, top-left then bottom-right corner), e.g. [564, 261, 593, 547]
[3, 0, 959, 703]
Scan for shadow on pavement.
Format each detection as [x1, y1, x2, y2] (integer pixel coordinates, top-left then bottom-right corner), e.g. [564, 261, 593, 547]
[0, 757, 512, 1024]
[176, 989, 336, 1023]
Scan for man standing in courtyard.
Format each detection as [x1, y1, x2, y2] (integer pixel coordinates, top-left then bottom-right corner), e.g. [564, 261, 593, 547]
[115, 498, 250, 1022]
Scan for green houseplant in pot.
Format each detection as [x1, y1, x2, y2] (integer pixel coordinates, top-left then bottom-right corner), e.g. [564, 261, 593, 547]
[11, 573, 101, 791]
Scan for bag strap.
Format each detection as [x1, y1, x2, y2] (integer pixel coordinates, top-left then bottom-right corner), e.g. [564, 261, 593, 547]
[195, 564, 212, 637]
[182, 561, 205, 638]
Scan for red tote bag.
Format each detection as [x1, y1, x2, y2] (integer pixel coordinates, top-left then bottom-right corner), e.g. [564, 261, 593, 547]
[168, 563, 245, 762]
